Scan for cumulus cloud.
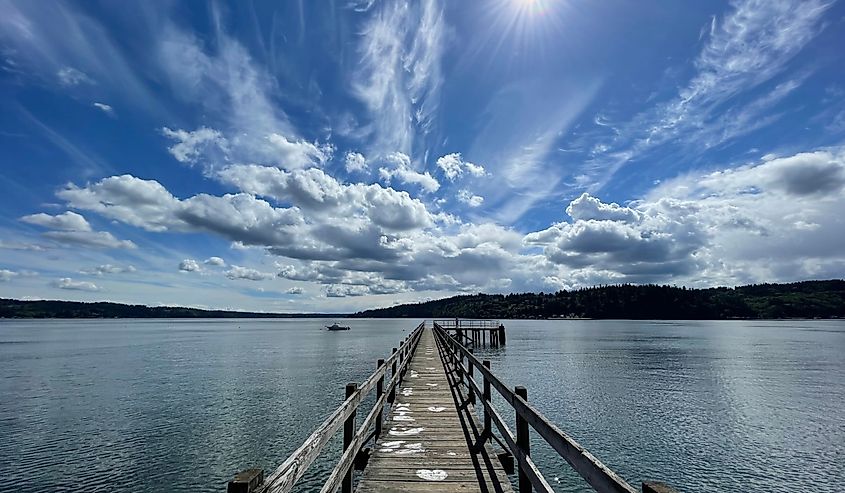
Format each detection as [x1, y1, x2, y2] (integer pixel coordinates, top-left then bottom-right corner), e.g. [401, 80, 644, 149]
[52, 278, 100, 291]
[80, 264, 136, 276]
[179, 259, 201, 272]
[326, 284, 369, 297]
[217, 164, 433, 231]
[286, 287, 303, 295]
[225, 265, 274, 281]
[267, 133, 333, 169]
[204, 256, 225, 267]
[529, 149, 845, 287]
[162, 127, 229, 165]
[565, 193, 640, 223]
[21, 211, 91, 231]
[378, 152, 440, 193]
[457, 190, 484, 207]
[345, 151, 368, 172]
[21, 211, 136, 249]
[0, 269, 18, 282]
[436, 153, 485, 181]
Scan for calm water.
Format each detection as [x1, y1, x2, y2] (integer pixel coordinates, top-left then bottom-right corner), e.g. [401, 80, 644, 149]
[0, 319, 843, 492]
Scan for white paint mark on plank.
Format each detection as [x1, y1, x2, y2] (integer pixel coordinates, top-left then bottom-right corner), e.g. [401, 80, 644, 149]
[416, 469, 448, 481]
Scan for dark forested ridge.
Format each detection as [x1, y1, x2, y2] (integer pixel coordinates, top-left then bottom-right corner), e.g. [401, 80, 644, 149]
[353, 280, 845, 319]
[0, 299, 335, 319]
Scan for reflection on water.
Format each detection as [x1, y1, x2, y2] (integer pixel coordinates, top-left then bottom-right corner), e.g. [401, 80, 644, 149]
[0, 319, 843, 492]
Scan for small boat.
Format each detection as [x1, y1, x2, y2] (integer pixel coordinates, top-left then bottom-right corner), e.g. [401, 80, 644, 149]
[325, 323, 351, 331]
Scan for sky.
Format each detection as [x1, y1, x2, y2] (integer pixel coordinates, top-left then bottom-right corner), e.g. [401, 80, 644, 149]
[1, 0, 844, 313]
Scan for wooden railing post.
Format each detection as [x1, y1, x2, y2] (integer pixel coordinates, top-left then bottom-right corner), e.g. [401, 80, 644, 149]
[483, 360, 491, 437]
[515, 386, 531, 493]
[468, 349, 476, 405]
[376, 358, 385, 438]
[343, 383, 357, 493]
[388, 348, 397, 403]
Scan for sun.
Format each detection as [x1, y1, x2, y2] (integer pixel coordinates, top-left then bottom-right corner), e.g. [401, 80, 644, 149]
[480, 0, 567, 60]
[512, 0, 555, 16]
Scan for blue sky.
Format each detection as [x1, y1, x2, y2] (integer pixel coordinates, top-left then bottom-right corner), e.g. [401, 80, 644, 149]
[1, 0, 844, 312]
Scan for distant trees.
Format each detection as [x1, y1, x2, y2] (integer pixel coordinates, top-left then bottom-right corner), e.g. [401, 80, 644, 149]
[0, 299, 330, 319]
[353, 280, 845, 320]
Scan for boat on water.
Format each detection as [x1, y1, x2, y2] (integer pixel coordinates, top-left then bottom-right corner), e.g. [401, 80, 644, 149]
[325, 323, 351, 331]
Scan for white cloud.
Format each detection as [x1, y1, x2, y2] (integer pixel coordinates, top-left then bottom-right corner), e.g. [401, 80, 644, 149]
[457, 190, 484, 207]
[578, 0, 831, 192]
[266, 133, 332, 169]
[0, 269, 18, 282]
[345, 151, 368, 173]
[225, 265, 274, 281]
[161, 127, 229, 165]
[352, 0, 445, 155]
[286, 287, 304, 295]
[53, 278, 100, 291]
[529, 149, 845, 287]
[179, 259, 201, 272]
[21, 211, 91, 231]
[0, 240, 46, 252]
[57, 66, 92, 86]
[204, 256, 225, 267]
[20, 211, 136, 249]
[79, 264, 136, 276]
[436, 153, 485, 181]
[156, 26, 325, 172]
[93, 102, 114, 115]
[217, 165, 433, 231]
[565, 193, 640, 223]
[378, 152, 440, 193]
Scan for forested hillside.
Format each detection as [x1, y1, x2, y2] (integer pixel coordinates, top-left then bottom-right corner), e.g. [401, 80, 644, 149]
[0, 299, 329, 318]
[353, 280, 845, 319]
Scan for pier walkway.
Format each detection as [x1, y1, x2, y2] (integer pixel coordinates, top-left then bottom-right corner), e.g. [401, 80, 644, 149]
[228, 320, 677, 493]
[356, 327, 511, 492]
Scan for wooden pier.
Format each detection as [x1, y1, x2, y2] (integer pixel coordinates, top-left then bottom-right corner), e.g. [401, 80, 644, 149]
[228, 320, 677, 493]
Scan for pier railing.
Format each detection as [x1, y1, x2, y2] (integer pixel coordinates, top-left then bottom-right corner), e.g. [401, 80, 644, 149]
[228, 323, 425, 493]
[433, 322, 676, 493]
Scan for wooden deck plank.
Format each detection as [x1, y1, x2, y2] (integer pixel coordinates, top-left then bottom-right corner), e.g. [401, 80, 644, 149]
[355, 328, 513, 493]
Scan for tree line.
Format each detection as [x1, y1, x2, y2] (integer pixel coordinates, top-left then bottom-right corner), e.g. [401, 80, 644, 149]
[352, 280, 845, 319]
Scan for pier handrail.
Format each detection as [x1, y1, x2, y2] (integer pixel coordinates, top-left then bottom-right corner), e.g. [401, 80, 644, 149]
[434, 318, 500, 329]
[234, 322, 424, 493]
[433, 322, 651, 493]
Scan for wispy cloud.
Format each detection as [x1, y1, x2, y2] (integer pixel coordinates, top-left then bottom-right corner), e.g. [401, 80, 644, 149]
[92, 102, 115, 116]
[578, 0, 831, 192]
[352, 0, 445, 156]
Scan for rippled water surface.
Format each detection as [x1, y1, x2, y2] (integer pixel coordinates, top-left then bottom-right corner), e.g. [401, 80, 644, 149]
[1, 319, 843, 492]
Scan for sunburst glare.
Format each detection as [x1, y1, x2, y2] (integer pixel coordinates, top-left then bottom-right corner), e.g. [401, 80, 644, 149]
[482, 0, 570, 61]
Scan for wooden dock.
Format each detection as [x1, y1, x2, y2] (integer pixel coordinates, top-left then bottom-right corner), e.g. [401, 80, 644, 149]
[228, 320, 678, 493]
[356, 327, 511, 492]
